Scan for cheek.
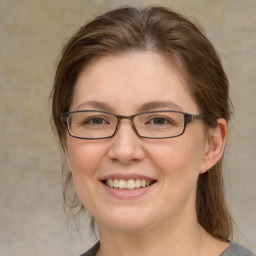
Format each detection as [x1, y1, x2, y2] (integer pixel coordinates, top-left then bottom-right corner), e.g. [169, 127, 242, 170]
[65, 139, 108, 186]
[146, 133, 206, 182]
[65, 139, 108, 209]
[147, 138, 206, 212]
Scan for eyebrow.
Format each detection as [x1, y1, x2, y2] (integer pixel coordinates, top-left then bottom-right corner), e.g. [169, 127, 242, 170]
[74, 100, 183, 113]
[75, 100, 115, 112]
[137, 101, 183, 112]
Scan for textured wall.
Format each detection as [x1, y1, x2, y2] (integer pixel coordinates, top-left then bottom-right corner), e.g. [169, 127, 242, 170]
[0, 0, 255, 255]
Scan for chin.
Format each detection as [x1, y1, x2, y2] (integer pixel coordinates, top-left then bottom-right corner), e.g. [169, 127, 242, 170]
[96, 207, 155, 233]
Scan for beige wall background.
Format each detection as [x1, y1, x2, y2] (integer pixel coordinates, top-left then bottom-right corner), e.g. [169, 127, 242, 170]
[0, 0, 255, 255]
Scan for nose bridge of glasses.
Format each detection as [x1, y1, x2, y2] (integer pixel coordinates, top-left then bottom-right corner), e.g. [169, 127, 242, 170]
[116, 114, 138, 134]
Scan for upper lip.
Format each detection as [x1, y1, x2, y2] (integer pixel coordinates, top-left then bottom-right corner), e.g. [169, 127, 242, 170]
[100, 173, 156, 181]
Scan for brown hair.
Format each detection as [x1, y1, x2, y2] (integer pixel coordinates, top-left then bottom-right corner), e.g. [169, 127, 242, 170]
[51, 6, 233, 240]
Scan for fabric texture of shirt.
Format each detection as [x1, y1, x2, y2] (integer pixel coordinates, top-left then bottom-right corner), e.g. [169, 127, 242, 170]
[79, 241, 255, 256]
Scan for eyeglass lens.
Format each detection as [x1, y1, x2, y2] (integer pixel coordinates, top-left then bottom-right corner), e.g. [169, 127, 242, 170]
[66, 111, 186, 139]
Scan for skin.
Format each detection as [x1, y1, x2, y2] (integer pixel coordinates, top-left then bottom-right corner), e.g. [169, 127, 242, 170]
[65, 52, 228, 256]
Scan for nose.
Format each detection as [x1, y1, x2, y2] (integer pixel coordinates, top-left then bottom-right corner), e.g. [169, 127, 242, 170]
[107, 120, 146, 164]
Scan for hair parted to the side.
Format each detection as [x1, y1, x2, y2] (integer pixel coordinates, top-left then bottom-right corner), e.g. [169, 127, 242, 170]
[51, 6, 233, 240]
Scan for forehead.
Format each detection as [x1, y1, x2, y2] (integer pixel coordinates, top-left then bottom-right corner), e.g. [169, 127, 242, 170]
[71, 52, 199, 114]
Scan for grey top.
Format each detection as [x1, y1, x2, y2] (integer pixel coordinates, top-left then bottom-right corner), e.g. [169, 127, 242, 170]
[221, 242, 255, 256]
[80, 241, 255, 256]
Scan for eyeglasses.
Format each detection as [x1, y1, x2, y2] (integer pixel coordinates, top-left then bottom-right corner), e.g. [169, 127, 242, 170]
[61, 110, 206, 140]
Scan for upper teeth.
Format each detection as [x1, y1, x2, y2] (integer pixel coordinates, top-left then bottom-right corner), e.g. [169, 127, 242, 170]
[106, 179, 152, 189]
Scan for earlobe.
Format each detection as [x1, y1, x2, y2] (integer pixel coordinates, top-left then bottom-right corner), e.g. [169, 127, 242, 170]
[200, 118, 228, 174]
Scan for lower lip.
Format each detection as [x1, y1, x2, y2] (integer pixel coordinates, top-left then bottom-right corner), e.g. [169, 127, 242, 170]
[101, 182, 156, 199]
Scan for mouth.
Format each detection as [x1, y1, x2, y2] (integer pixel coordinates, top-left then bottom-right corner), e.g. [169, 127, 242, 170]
[102, 179, 156, 190]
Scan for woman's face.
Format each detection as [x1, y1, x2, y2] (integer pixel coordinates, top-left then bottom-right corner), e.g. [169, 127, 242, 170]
[65, 52, 212, 233]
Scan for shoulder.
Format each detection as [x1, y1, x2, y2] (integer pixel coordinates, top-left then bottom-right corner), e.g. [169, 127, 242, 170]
[221, 242, 255, 256]
[79, 241, 256, 256]
[79, 242, 100, 256]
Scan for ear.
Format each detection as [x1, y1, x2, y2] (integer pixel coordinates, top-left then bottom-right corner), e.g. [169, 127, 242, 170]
[200, 118, 228, 174]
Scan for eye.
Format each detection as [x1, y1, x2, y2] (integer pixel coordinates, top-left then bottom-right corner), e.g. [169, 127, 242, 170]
[84, 116, 110, 125]
[146, 116, 174, 126]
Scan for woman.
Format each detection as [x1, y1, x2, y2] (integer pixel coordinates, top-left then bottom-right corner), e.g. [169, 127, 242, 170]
[51, 6, 255, 256]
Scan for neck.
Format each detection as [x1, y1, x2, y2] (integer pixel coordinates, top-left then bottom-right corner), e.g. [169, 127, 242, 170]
[96, 213, 209, 256]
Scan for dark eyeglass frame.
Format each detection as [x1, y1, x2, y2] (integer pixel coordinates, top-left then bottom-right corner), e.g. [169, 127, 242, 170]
[61, 110, 209, 140]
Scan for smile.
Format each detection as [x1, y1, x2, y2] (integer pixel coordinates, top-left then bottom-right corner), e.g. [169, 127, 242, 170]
[103, 179, 155, 190]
